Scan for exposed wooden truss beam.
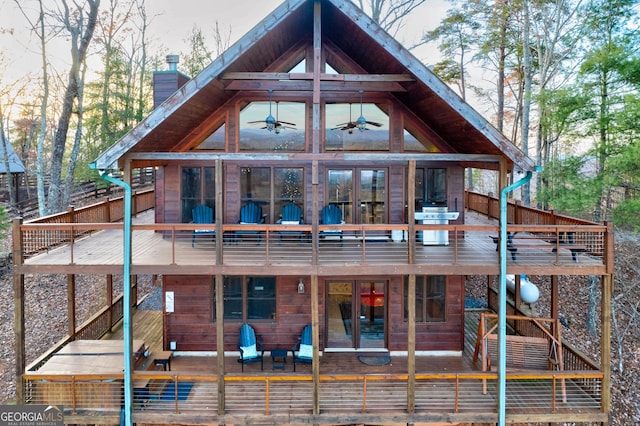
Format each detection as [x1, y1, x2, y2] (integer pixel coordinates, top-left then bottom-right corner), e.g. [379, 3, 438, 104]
[225, 80, 407, 92]
[220, 72, 414, 82]
[124, 151, 504, 164]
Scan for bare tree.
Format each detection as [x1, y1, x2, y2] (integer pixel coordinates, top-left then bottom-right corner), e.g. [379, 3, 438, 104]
[355, 0, 426, 37]
[14, 0, 51, 216]
[47, 0, 100, 214]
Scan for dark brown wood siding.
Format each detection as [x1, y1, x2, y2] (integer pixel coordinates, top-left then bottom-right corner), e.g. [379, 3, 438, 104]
[387, 275, 465, 352]
[164, 164, 180, 224]
[164, 274, 462, 352]
[164, 275, 322, 352]
[154, 167, 165, 224]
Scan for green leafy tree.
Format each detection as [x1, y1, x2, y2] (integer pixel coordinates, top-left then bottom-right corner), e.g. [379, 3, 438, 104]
[423, 5, 481, 101]
[574, 0, 639, 222]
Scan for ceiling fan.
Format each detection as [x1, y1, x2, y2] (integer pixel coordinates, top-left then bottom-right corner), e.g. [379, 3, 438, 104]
[248, 89, 296, 133]
[331, 90, 382, 134]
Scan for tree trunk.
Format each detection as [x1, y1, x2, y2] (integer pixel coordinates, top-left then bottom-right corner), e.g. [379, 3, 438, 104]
[47, 0, 100, 214]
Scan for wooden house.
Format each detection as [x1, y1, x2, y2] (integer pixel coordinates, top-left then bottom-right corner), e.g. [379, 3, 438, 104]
[14, 0, 613, 425]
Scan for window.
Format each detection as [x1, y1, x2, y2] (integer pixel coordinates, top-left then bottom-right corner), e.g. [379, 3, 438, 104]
[215, 276, 277, 322]
[325, 102, 389, 151]
[181, 167, 215, 223]
[239, 101, 306, 151]
[241, 167, 304, 223]
[404, 276, 446, 322]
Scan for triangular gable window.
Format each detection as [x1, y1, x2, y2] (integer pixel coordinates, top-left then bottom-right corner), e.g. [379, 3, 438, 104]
[197, 124, 226, 150]
[403, 116, 439, 152]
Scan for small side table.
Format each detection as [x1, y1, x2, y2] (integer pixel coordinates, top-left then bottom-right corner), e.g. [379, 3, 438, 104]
[153, 350, 173, 371]
[271, 348, 287, 370]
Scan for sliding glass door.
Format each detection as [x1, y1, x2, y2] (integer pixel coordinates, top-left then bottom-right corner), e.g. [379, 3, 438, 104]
[326, 280, 386, 349]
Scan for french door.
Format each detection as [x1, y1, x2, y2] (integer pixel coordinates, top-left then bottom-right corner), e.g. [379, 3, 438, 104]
[326, 168, 386, 224]
[326, 280, 386, 349]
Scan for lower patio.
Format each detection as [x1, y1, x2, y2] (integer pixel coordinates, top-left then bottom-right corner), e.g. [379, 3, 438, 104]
[23, 308, 605, 425]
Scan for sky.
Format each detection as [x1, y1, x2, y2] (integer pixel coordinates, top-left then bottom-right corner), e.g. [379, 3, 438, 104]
[0, 0, 447, 83]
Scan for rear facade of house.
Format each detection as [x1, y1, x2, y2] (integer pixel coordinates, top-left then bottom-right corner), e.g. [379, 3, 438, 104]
[14, 0, 613, 425]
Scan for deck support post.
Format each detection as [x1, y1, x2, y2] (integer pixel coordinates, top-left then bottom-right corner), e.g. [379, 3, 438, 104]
[216, 273, 225, 415]
[311, 274, 320, 415]
[408, 161, 416, 264]
[407, 274, 416, 413]
[551, 276, 559, 321]
[67, 274, 76, 339]
[407, 161, 416, 412]
[131, 274, 138, 308]
[601, 273, 612, 422]
[106, 274, 113, 330]
[13, 217, 25, 404]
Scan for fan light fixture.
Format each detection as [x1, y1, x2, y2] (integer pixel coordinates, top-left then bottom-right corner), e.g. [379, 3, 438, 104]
[265, 90, 276, 132]
[356, 90, 367, 132]
[248, 89, 297, 132]
[331, 90, 382, 133]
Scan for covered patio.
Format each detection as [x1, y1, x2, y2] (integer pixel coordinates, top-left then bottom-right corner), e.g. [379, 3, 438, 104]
[22, 308, 604, 425]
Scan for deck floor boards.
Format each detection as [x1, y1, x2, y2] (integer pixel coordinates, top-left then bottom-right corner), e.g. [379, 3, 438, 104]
[22, 211, 603, 273]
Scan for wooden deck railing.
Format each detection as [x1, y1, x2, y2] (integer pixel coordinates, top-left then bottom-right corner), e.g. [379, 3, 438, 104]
[487, 288, 600, 375]
[22, 370, 605, 423]
[26, 294, 126, 373]
[18, 189, 154, 254]
[465, 190, 600, 227]
[17, 221, 610, 272]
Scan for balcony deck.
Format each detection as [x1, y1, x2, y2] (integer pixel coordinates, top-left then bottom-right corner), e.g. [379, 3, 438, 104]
[17, 210, 607, 277]
[24, 308, 605, 425]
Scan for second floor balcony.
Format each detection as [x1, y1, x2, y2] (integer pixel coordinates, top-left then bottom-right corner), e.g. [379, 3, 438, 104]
[14, 190, 612, 277]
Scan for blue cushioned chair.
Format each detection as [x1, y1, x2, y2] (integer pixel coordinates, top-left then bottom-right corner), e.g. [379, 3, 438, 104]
[292, 324, 313, 372]
[319, 204, 343, 246]
[191, 204, 215, 247]
[235, 201, 264, 244]
[238, 323, 264, 371]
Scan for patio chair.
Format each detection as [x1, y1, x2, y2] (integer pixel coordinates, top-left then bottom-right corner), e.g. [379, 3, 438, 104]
[278, 202, 305, 243]
[235, 201, 264, 244]
[191, 204, 215, 247]
[319, 204, 343, 246]
[237, 323, 264, 371]
[292, 323, 313, 371]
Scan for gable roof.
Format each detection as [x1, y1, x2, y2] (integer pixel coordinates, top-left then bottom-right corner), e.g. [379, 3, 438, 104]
[0, 137, 25, 174]
[93, 0, 535, 172]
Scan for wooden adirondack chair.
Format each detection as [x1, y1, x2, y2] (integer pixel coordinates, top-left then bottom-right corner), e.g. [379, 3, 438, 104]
[320, 204, 343, 246]
[237, 323, 264, 371]
[292, 324, 313, 371]
[191, 204, 215, 247]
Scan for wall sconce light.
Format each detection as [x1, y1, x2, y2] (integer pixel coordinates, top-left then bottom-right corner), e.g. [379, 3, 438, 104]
[298, 278, 305, 294]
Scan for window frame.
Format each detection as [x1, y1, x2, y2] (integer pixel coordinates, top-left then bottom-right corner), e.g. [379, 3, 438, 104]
[404, 275, 447, 323]
[180, 166, 215, 223]
[240, 166, 305, 223]
[213, 276, 277, 323]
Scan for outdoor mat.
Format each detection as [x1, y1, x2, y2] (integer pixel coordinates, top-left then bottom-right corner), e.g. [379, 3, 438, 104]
[358, 355, 391, 366]
[160, 381, 194, 401]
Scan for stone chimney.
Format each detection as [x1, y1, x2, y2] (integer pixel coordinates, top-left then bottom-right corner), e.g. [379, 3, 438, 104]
[152, 55, 190, 109]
